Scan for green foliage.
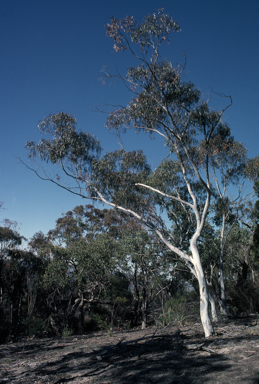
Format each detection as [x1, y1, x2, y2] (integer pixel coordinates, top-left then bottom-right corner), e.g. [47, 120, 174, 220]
[90, 312, 110, 331]
[0, 226, 25, 253]
[212, 196, 236, 226]
[106, 8, 180, 53]
[157, 293, 199, 327]
[41, 247, 70, 289]
[21, 316, 44, 336]
[61, 327, 74, 337]
[68, 235, 116, 284]
[91, 149, 152, 211]
[252, 179, 259, 261]
[245, 157, 259, 183]
[105, 273, 133, 307]
[227, 278, 259, 315]
[26, 112, 101, 166]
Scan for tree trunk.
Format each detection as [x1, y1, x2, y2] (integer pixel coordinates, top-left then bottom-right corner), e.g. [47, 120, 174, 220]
[242, 243, 252, 282]
[141, 287, 147, 329]
[218, 260, 228, 315]
[207, 265, 219, 321]
[236, 243, 252, 286]
[191, 240, 214, 337]
[218, 251, 228, 315]
[131, 265, 140, 327]
[208, 292, 218, 322]
[160, 289, 166, 327]
[218, 214, 228, 315]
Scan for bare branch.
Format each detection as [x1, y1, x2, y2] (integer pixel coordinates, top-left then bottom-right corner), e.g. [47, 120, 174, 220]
[135, 183, 194, 209]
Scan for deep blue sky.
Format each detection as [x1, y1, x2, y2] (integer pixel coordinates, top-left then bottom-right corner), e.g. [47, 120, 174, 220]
[1, 0, 259, 242]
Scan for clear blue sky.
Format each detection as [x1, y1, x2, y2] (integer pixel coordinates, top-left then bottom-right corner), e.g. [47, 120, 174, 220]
[1, 0, 259, 242]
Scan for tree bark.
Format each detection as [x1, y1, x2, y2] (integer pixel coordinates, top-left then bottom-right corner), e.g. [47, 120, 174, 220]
[208, 292, 218, 322]
[191, 240, 214, 337]
[218, 214, 228, 315]
[141, 286, 148, 329]
[218, 260, 228, 315]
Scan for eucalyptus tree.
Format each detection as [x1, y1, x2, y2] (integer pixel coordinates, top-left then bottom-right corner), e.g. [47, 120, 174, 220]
[206, 132, 255, 314]
[207, 165, 259, 315]
[48, 205, 169, 329]
[0, 225, 25, 255]
[0, 225, 27, 335]
[24, 10, 240, 336]
[118, 228, 173, 329]
[41, 205, 133, 332]
[244, 158, 259, 261]
[236, 166, 259, 284]
[253, 176, 259, 259]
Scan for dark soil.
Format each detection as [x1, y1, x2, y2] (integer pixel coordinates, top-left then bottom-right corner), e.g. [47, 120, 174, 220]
[1, 316, 259, 384]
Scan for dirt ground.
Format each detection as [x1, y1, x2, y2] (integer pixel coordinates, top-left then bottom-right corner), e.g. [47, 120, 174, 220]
[1, 316, 259, 384]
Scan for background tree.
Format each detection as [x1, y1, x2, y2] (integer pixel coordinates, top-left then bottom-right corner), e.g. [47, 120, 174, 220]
[0, 224, 25, 255]
[46, 205, 172, 331]
[0, 223, 47, 341]
[116, 228, 171, 329]
[207, 134, 255, 314]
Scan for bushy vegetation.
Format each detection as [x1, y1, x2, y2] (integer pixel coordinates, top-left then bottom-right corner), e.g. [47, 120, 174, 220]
[1, 197, 259, 342]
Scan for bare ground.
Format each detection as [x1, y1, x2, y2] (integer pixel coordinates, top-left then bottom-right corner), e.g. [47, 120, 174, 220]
[1, 316, 259, 384]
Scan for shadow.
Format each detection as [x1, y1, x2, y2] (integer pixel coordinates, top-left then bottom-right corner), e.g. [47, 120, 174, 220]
[2, 324, 259, 383]
[0, 331, 106, 359]
[31, 332, 232, 383]
[0, 338, 68, 359]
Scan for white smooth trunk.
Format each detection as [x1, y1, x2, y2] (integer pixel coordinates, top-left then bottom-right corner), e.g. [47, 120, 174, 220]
[191, 240, 214, 337]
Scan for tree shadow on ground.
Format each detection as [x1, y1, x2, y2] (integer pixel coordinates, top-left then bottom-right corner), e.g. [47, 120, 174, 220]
[34, 332, 233, 383]
[1, 323, 259, 383]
